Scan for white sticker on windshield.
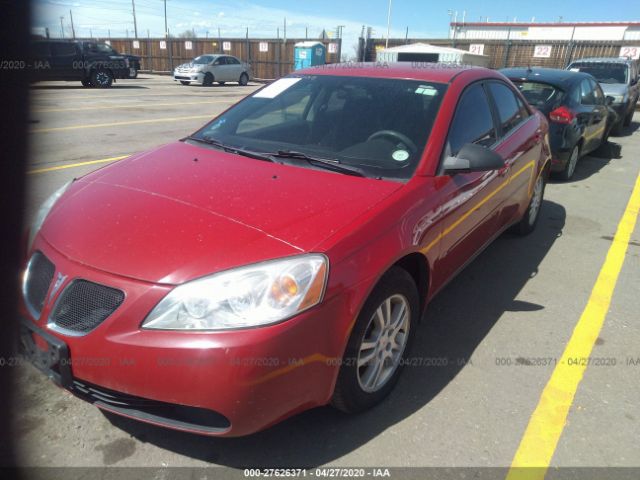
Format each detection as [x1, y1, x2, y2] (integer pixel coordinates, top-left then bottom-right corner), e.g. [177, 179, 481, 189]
[392, 150, 410, 162]
[254, 78, 302, 98]
[415, 85, 438, 96]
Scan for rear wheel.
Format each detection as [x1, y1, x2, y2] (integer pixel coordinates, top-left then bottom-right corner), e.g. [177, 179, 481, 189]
[514, 173, 545, 236]
[239, 72, 249, 86]
[332, 267, 418, 413]
[90, 68, 113, 88]
[203, 72, 214, 86]
[557, 144, 579, 182]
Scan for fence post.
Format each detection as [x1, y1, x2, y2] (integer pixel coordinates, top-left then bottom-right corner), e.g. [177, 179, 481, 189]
[168, 38, 173, 72]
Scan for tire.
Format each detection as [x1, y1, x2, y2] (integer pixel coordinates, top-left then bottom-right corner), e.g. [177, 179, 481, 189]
[130, 69, 138, 79]
[203, 72, 214, 86]
[81, 78, 93, 88]
[332, 267, 418, 413]
[180, 81, 190, 86]
[557, 144, 579, 182]
[90, 68, 113, 88]
[514, 172, 546, 236]
[612, 121, 624, 136]
[217, 81, 225, 86]
[239, 72, 249, 86]
[623, 109, 633, 127]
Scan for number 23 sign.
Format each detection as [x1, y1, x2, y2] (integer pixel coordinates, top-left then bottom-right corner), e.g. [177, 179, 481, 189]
[620, 46, 640, 60]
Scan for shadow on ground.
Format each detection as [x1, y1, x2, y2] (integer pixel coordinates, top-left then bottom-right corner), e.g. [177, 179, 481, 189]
[30, 85, 149, 90]
[105, 200, 566, 467]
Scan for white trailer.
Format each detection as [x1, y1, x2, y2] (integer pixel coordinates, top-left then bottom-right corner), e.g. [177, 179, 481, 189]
[376, 42, 490, 67]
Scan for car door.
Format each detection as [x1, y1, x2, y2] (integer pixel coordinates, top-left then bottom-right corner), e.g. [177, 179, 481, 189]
[29, 41, 52, 80]
[589, 79, 608, 147]
[577, 78, 606, 153]
[486, 81, 543, 226]
[433, 82, 509, 288]
[215, 56, 233, 82]
[226, 56, 243, 82]
[49, 42, 83, 80]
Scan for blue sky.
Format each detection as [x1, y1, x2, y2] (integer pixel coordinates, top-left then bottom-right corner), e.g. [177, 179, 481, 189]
[34, 0, 638, 58]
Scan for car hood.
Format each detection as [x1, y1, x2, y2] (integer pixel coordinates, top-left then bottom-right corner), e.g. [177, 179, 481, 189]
[600, 83, 628, 96]
[41, 142, 402, 285]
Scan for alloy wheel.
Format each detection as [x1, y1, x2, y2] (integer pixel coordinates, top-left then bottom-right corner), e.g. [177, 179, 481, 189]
[357, 294, 410, 393]
[529, 176, 544, 226]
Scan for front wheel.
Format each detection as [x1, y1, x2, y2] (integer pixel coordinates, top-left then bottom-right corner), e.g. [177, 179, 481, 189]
[239, 72, 249, 86]
[332, 267, 418, 413]
[557, 144, 579, 182]
[90, 68, 113, 88]
[81, 78, 93, 88]
[514, 172, 545, 236]
[180, 81, 190, 85]
[203, 72, 214, 86]
[623, 109, 634, 127]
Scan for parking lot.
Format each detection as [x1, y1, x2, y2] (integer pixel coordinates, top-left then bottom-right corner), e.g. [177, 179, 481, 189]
[16, 74, 640, 471]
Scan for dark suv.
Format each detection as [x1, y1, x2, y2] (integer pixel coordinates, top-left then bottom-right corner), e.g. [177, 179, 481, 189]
[29, 40, 133, 88]
[566, 57, 639, 133]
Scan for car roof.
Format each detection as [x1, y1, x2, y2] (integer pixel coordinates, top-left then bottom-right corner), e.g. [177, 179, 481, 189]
[500, 67, 590, 89]
[569, 57, 633, 65]
[297, 62, 498, 84]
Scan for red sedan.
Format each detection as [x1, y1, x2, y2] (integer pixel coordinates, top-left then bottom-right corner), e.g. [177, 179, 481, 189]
[21, 64, 550, 436]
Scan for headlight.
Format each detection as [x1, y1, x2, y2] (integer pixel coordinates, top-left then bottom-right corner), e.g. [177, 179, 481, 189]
[610, 93, 627, 104]
[142, 254, 328, 330]
[28, 180, 72, 249]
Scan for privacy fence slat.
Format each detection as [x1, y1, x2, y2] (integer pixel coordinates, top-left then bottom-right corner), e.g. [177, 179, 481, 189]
[365, 38, 640, 69]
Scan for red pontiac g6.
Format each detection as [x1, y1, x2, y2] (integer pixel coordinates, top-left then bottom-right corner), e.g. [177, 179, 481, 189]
[21, 64, 550, 436]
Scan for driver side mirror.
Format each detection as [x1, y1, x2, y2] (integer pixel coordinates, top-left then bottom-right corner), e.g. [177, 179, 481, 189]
[442, 143, 505, 175]
[631, 78, 638, 86]
[605, 95, 615, 106]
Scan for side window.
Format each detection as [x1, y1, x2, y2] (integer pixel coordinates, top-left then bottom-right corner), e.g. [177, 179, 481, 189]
[568, 85, 581, 105]
[213, 57, 223, 65]
[446, 83, 496, 156]
[227, 57, 240, 65]
[51, 42, 78, 57]
[31, 42, 50, 57]
[590, 79, 604, 105]
[487, 82, 526, 135]
[580, 79, 596, 105]
[515, 95, 530, 120]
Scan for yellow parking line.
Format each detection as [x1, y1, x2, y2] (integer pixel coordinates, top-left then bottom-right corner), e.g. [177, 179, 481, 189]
[33, 100, 230, 113]
[31, 114, 213, 133]
[506, 171, 640, 480]
[28, 155, 130, 174]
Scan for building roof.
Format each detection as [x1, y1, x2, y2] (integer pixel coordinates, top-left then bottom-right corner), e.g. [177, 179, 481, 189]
[379, 42, 485, 56]
[451, 21, 640, 28]
[294, 41, 325, 48]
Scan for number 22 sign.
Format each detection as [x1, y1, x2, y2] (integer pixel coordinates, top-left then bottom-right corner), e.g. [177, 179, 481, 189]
[533, 45, 552, 58]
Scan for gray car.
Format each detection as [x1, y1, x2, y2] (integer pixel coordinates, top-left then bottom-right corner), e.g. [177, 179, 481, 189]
[173, 54, 251, 86]
[566, 57, 639, 133]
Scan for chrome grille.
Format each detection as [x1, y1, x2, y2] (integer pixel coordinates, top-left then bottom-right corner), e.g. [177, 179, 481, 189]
[23, 251, 55, 318]
[50, 280, 124, 334]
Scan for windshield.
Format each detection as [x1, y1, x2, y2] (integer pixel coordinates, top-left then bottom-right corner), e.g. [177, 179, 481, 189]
[193, 55, 215, 64]
[512, 81, 563, 109]
[570, 63, 628, 84]
[85, 43, 118, 55]
[191, 75, 447, 180]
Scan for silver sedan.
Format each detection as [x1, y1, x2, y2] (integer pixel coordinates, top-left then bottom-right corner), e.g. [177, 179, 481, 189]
[173, 54, 251, 86]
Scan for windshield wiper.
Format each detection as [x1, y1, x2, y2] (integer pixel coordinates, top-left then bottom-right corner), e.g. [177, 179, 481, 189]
[269, 150, 366, 177]
[184, 136, 275, 163]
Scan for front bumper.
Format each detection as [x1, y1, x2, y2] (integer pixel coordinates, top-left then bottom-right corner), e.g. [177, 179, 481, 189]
[20, 239, 351, 436]
[173, 71, 204, 84]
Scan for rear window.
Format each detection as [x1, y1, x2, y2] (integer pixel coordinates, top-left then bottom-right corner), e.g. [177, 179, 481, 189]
[569, 63, 628, 84]
[512, 81, 563, 108]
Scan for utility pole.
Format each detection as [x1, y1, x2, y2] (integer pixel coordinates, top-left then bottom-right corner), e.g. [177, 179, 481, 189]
[385, 0, 392, 48]
[69, 10, 76, 39]
[164, 0, 168, 38]
[283, 18, 286, 43]
[60, 16, 65, 38]
[90, 28, 93, 38]
[131, 0, 138, 38]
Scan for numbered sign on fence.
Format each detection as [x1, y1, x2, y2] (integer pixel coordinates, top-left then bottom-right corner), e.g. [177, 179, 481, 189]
[469, 44, 484, 55]
[159, 40, 166, 49]
[105, 40, 111, 45]
[533, 45, 552, 58]
[259, 42, 269, 52]
[132, 40, 140, 49]
[619, 46, 640, 60]
[328, 43, 338, 54]
[185, 41, 193, 50]
[223, 41, 231, 51]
